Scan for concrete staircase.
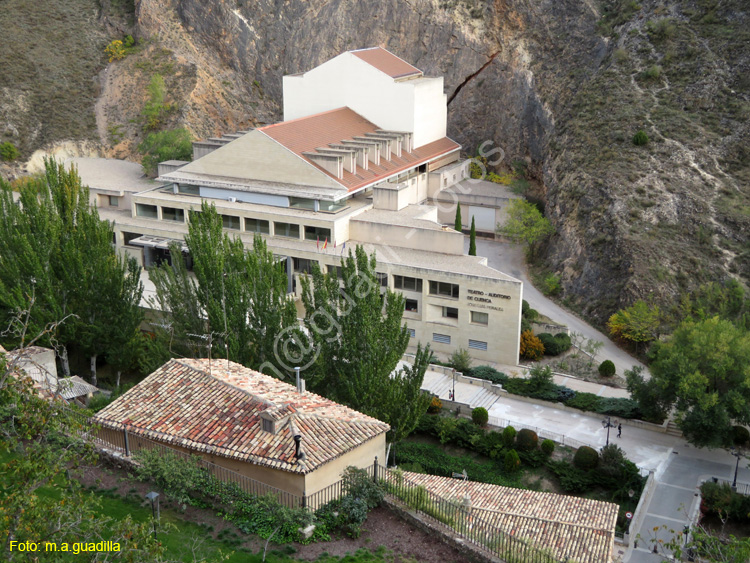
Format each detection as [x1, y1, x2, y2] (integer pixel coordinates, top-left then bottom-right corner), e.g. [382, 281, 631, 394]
[665, 420, 683, 437]
[468, 387, 497, 410]
[430, 378, 453, 399]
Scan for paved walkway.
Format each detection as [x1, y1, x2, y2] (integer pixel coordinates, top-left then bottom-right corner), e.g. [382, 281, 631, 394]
[418, 366, 750, 562]
[466, 238, 649, 379]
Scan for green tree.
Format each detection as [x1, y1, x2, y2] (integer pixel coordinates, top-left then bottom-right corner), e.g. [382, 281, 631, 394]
[629, 316, 750, 447]
[138, 128, 192, 176]
[1, 326, 166, 562]
[468, 216, 477, 255]
[454, 202, 462, 232]
[300, 245, 431, 457]
[0, 141, 19, 161]
[149, 201, 299, 375]
[497, 199, 554, 248]
[0, 160, 143, 381]
[142, 74, 171, 131]
[607, 300, 660, 352]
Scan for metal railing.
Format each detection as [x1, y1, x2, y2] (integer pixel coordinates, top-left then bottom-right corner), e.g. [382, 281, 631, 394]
[306, 463, 377, 511]
[381, 468, 561, 563]
[713, 478, 750, 497]
[487, 414, 594, 451]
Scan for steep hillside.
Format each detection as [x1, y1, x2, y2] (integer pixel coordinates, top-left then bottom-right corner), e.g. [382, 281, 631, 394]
[1, 0, 747, 324]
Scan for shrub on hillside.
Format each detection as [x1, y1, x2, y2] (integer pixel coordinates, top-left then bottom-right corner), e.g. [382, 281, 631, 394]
[520, 330, 545, 360]
[516, 428, 539, 451]
[527, 365, 554, 392]
[0, 141, 20, 161]
[548, 460, 594, 493]
[565, 392, 601, 413]
[502, 426, 517, 448]
[598, 360, 616, 377]
[541, 439, 555, 457]
[633, 130, 650, 146]
[573, 446, 600, 470]
[469, 365, 508, 385]
[504, 449, 521, 472]
[598, 444, 627, 480]
[139, 128, 192, 176]
[598, 397, 641, 419]
[472, 407, 489, 427]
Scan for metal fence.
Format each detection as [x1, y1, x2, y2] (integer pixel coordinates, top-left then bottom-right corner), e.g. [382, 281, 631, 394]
[305, 463, 377, 511]
[487, 414, 594, 451]
[713, 478, 750, 497]
[381, 468, 561, 563]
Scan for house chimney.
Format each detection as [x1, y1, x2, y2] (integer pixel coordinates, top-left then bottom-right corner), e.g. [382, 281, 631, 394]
[293, 434, 305, 460]
[295, 366, 300, 392]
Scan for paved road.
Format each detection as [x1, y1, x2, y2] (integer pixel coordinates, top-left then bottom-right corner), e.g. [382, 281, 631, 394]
[420, 366, 750, 563]
[467, 237, 649, 379]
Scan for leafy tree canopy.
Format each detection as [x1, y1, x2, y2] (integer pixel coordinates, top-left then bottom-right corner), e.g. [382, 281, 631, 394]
[496, 199, 554, 247]
[607, 300, 660, 346]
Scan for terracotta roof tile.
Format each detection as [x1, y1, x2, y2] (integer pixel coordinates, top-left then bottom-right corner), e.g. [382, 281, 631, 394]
[350, 47, 423, 79]
[398, 472, 619, 563]
[92, 359, 389, 474]
[259, 107, 459, 192]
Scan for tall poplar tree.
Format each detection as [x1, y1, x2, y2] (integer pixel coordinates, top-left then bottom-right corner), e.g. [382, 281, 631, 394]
[149, 201, 299, 375]
[0, 159, 143, 382]
[300, 245, 431, 456]
[454, 202, 463, 232]
[469, 216, 477, 255]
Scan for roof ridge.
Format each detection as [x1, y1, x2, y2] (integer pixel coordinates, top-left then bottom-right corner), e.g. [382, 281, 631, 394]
[258, 107, 353, 131]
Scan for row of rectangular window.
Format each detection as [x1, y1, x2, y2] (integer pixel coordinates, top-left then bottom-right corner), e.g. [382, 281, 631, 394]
[430, 332, 489, 351]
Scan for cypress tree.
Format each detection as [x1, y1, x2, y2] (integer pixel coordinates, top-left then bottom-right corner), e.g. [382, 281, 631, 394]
[469, 216, 477, 255]
[454, 202, 462, 232]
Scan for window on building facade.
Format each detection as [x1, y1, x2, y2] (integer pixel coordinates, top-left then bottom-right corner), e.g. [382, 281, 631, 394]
[319, 200, 349, 213]
[162, 207, 185, 222]
[289, 197, 317, 210]
[304, 225, 331, 242]
[222, 215, 241, 230]
[328, 265, 343, 279]
[275, 222, 300, 239]
[442, 307, 458, 319]
[177, 184, 200, 196]
[429, 280, 459, 298]
[471, 311, 489, 325]
[293, 257, 316, 274]
[408, 328, 416, 338]
[433, 333, 451, 344]
[245, 218, 270, 234]
[376, 272, 388, 287]
[135, 204, 158, 219]
[394, 275, 422, 292]
[108, 196, 119, 207]
[405, 299, 419, 313]
[123, 232, 142, 246]
[468, 339, 488, 351]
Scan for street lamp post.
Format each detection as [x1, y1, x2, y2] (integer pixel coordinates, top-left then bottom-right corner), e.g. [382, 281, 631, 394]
[452, 368, 456, 402]
[730, 447, 742, 490]
[602, 417, 616, 447]
[145, 491, 160, 539]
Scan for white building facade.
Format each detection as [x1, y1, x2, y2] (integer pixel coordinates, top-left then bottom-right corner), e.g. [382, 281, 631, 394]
[99, 48, 523, 365]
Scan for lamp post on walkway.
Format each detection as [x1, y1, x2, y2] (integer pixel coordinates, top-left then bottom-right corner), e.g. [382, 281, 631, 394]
[730, 447, 742, 490]
[602, 416, 615, 447]
[145, 491, 160, 539]
[452, 368, 456, 402]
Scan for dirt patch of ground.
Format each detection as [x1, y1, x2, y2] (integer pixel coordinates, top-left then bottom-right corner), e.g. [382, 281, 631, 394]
[76, 461, 475, 562]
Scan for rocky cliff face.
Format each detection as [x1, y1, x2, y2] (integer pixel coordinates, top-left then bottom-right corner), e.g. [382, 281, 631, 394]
[2, 0, 748, 323]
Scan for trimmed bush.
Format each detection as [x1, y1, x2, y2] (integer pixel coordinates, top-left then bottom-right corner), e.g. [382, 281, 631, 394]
[472, 407, 489, 427]
[527, 365, 554, 392]
[573, 446, 600, 470]
[504, 449, 521, 472]
[502, 425, 517, 447]
[516, 428, 539, 451]
[469, 365, 508, 385]
[427, 396, 443, 414]
[566, 392, 601, 413]
[538, 333, 572, 356]
[598, 360, 616, 377]
[520, 330, 545, 360]
[732, 425, 750, 448]
[632, 130, 649, 146]
[541, 439, 555, 456]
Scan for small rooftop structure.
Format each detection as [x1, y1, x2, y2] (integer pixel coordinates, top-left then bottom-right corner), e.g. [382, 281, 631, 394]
[350, 47, 423, 79]
[92, 358, 390, 474]
[398, 471, 619, 563]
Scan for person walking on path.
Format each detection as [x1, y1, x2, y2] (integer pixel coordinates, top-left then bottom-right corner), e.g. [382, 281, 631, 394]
[618, 423, 622, 438]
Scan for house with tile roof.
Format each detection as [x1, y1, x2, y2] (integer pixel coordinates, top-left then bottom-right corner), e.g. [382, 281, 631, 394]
[395, 471, 619, 563]
[92, 358, 390, 496]
[94, 47, 524, 367]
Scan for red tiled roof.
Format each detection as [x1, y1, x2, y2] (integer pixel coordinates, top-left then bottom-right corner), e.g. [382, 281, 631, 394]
[350, 47, 423, 79]
[398, 472, 618, 563]
[92, 359, 389, 474]
[259, 107, 459, 192]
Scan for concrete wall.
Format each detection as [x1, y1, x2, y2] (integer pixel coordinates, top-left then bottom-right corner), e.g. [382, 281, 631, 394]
[304, 434, 386, 496]
[348, 220, 464, 255]
[283, 52, 446, 148]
